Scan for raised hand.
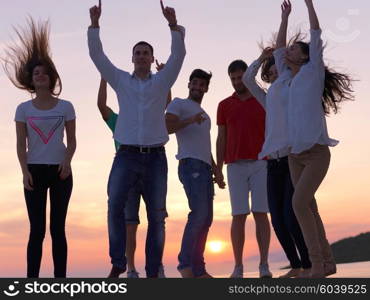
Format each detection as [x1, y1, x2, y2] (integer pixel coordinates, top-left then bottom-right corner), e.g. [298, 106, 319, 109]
[305, 0, 320, 30]
[90, 0, 102, 27]
[160, 0, 177, 26]
[258, 47, 274, 62]
[155, 59, 165, 71]
[281, 0, 292, 20]
[276, 0, 291, 48]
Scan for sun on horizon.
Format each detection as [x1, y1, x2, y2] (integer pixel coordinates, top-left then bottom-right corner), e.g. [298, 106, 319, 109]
[207, 240, 226, 254]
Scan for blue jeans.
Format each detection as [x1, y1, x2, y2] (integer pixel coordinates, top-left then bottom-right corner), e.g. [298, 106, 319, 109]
[267, 156, 311, 269]
[177, 158, 214, 277]
[107, 147, 168, 277]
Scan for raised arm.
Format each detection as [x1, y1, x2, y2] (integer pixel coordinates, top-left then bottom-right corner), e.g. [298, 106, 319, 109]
[306, 0, 323, 66]
[89, 0, 102, 28]
[242, 60, 266, 108]
[242, 48, 273, 108]
[155, 1, 186, 90]
[276, 0, 292, 49]
[305, 0, 320, 30]
[97, 78, 113, 121]
[88, 0, 122, 91]
[156, 60, 172, 106]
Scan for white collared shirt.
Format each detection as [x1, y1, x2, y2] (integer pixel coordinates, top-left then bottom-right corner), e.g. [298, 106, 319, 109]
[287, 29, 339, 154]
[243, 53, 292, 160]
[88, 27, 186, 146]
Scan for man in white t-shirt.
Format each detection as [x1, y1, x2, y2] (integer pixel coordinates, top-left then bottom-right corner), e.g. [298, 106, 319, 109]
[165, 69, 225, 278]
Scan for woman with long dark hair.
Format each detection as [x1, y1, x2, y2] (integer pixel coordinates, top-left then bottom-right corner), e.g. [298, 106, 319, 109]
[4, 18, 76, 278]
[275, 0, 354, 278]
[243, 45, 312, 278]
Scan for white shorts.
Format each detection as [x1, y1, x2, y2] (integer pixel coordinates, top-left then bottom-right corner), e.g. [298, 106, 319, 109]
[227, 160, 269, 216]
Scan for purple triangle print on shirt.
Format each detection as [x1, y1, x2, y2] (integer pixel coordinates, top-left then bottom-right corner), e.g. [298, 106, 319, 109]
[27, 116, 64, 144]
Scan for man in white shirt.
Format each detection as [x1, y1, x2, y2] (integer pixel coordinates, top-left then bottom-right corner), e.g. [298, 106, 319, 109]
[166, 69, 225, 278]
[88, 0, 186, 278]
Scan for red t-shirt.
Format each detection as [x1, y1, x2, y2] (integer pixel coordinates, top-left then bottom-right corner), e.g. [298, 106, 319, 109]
[217, 93, 266, 164]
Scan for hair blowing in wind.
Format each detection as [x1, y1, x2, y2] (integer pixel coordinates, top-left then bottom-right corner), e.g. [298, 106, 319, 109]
[2, 17, 62, 96]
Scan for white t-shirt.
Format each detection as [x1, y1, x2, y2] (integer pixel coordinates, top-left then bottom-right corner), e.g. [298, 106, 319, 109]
[15, 99, 76, 164]
[287, 29, 339, 153]
[166, 98, 212, 166]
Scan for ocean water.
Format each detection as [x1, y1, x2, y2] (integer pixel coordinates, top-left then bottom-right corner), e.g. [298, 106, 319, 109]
[333, 261, 370, 278]
[214, 261, 370, 278]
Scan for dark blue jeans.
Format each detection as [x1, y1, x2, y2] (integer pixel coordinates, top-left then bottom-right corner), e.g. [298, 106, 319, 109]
[178, 158, 214, 277]
[107, 147, 168, 277]
[125, 183, 142, 225]
[267, 156, 311, 269]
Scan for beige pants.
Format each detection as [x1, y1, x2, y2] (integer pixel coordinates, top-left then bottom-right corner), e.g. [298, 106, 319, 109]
[288, 144, 334, 265]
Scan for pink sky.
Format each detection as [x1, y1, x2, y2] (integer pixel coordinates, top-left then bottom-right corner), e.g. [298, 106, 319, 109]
[1, 0, 370, 277]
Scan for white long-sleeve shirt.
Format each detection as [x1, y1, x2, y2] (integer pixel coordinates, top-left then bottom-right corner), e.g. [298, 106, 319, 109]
[88, 27, 186, 146]
[287, 29, 338, 154]
[243, 53, 291, 159]
[242, 60, 266, 109]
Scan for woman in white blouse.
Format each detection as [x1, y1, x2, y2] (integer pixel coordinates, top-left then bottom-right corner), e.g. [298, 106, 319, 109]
[275, 0, 354, 278]
[243, 46, 312, 278]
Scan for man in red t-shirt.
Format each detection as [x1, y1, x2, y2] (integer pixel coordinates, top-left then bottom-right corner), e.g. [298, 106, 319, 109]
[215, 60, 272, 278]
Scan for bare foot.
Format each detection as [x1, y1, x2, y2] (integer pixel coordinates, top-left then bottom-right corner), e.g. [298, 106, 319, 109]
[178, 267, 194, 278]
[279, 268, 302, 278]
[297, 268, 311, 278]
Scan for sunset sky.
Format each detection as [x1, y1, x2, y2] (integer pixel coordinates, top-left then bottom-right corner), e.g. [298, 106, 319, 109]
[1, 0, 369, 277]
